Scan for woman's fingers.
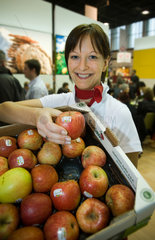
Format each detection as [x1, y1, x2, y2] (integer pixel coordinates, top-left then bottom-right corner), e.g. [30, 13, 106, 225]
[36, 109, 71, 145]
[38, 128, 71, 145]
[45, 122, 71, 144]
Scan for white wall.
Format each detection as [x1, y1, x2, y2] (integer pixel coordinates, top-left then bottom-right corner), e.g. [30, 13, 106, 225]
[0, 0, 52, 33]
[55, 5, 109, 36]
[0, 0, 109, 92]
[134, 36, 155, 50]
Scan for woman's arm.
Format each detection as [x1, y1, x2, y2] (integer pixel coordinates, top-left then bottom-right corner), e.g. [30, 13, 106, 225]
[0, 100, 71, 145]
[0, 99, 43, 125]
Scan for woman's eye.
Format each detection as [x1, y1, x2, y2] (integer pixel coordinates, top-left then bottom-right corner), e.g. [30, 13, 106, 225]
[70, 55, 79, 59]
[89, 55, 97, 59]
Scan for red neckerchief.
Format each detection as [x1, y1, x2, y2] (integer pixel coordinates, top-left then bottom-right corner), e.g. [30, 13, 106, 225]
[75, 85, 103, 106]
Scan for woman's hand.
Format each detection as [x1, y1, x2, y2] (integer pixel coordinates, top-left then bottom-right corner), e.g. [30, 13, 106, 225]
[36, 107, 71, 145]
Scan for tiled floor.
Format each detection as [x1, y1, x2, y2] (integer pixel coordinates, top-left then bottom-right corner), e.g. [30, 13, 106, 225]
[129, 143, 155, 240]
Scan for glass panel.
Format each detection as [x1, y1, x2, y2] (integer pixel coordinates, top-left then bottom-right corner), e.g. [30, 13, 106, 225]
[111, 25, 126, 50]
[147, 18, 155, 36]
[126, 21, 143, 48]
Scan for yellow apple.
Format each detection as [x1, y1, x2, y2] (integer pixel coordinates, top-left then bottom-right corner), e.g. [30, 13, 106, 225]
[0, 167, 32, 203]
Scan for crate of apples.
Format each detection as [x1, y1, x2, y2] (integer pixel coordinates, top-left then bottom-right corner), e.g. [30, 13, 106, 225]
[0, 111, 135, 240]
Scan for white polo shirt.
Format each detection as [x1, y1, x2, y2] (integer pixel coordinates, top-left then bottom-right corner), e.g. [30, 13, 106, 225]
[40, 83, 142, 154]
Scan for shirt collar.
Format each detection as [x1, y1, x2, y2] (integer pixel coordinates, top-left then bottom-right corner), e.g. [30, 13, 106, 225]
[28, 76, 40, 87]
[73, 83, 109, 105]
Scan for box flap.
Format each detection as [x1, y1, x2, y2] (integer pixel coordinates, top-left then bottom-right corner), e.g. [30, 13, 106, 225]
[0, 124, 34, 137]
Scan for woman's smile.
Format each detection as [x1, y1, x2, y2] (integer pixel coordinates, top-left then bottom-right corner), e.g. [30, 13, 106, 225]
[76, 73, 93, 79]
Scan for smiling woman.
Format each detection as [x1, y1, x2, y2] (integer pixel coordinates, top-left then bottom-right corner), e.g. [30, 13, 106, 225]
[0, 23, 142, 167]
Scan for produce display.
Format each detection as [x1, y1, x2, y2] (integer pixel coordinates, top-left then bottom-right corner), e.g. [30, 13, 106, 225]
[0, 111, 135, 240]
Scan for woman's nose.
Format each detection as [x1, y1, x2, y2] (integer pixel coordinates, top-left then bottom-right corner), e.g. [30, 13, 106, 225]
[78, 57, 88, 71]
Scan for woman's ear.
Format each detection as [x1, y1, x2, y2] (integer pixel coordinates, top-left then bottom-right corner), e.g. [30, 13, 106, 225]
[102, 57, 110, 72]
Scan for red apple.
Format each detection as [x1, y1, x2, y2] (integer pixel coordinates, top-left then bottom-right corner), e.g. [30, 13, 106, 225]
[81, 145, 106, 168]
[62, 137, 85, 158]
[79, 165, 109, 198]
[31, 164, 59, 192]
[37, 141, 62, 165]
[0, 156, 8, 176]
[50, 180, 81, 211]
[8, 148, 37, 170]
[0, 167, 32, 203]
[55, 111, 85, 140]
[7, 226, 44, 240]
[17, 128, 43, 150]
[0, 136, 17, 158]
[20, 193, 52, 226]
[44, 211, 79, 240]
[0, 203, 19, 240]
[105, 184, 135, 217]
[76, 198, 110, 234]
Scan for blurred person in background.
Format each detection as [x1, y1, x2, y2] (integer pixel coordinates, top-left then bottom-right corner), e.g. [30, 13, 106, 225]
[136, 81, 146, 101]
[46, 83, 54, 95]
[130, 69, 139, 95]
[0, 50, 25, 126]
[137, 87, 155, 146]
[24, 59, 48, 99]
[137, 87, 155, 118]
[118, 91, 146, 143]
[116, 72, 124, 84]
[112, 70, 117, 83]
[57, 82, 71, 94]
[0, 50, 25, 103]
[119, 83, 130, 95]
[113, 78, 124, 99]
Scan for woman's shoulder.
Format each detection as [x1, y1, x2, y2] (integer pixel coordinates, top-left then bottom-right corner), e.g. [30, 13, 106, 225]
[106, 93, 129, 111]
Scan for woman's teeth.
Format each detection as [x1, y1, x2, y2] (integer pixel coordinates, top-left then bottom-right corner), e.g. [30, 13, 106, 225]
[77, 74, 90, 78]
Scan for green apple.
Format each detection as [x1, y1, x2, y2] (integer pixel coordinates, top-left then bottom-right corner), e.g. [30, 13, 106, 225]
[0, 167, 32, 203]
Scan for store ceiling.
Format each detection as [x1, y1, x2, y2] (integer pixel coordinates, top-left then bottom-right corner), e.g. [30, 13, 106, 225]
[44, 0, 155, 28]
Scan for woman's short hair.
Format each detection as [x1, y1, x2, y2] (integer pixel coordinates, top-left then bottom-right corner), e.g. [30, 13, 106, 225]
[65, 24, 110, 82]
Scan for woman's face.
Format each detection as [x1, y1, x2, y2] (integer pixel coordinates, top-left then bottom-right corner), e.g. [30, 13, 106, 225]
[68, 35, 109, 90]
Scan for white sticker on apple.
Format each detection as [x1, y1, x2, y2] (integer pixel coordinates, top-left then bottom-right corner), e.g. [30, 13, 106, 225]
[83, 191, 93, 198]
[27, 130, 34, 135]
[17, 156, 24, 166]
[62, 116, 72, 123]
[57, 227, 66, 240]
[5, 139, 12, 146]
[54, 188, 63, 197]
[76, 138, 81, 143]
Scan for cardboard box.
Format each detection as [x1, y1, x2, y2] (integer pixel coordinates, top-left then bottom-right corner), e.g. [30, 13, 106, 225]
[0, 102, 155, 240]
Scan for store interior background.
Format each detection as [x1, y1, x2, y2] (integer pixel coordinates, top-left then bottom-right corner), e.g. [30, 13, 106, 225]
[0, 1, 155, 239]
[0, 0, 155, 92]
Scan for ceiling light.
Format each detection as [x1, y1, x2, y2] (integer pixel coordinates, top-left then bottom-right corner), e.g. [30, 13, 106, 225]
[141, 10, 150, 15]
